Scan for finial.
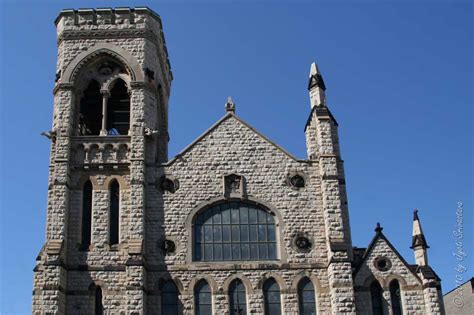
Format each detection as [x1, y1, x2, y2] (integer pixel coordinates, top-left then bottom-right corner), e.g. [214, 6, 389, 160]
[308, 61, 326, 91]
[309, 62, 321, 77]
[375, 222, 383, 233]
[413, 209, 420, 221]
[225, 96, 235, 113]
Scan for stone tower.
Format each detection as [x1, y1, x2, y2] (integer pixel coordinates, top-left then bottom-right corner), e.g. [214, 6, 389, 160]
[34, 7, 445, 315]
[33, 7, 172, 314]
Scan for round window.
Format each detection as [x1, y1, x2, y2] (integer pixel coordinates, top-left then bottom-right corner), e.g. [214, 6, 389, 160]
[374, 257, 391, 271]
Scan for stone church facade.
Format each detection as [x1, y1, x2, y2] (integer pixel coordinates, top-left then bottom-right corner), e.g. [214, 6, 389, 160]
[33, 7, 445, 315]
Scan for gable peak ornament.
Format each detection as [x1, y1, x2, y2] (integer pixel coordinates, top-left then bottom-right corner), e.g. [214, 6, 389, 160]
[225, 96, 235, 113]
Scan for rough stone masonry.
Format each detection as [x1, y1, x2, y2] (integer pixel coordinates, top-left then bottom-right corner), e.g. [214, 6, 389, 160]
[32, 7, 445, 315]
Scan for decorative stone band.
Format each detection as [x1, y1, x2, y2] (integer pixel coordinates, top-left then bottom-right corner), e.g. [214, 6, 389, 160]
[59, 28, 158, 44]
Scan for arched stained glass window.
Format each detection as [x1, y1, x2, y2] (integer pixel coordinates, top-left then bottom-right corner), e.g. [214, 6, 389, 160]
[81, 180, 93, 249]
[370, 280, 384, 315]
[298, 277, 316, 315]
[263, 278, 281, 315]
[109, 180, 120, 246]
[194, 280, 212, 315]
[389, 280, 403, 315]
[194, 202, 277, 261]
[229, 279, 247, 315]
[161, 280, 179, 315]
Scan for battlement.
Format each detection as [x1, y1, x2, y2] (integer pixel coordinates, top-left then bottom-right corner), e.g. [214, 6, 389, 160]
[55, 7, 161, 29]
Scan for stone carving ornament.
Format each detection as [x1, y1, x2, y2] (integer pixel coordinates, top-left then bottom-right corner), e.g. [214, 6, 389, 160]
[293, 233, 313, 253]
[160, 175, 179, 193]
[223, 173, 244, 198]
[287, 171, 307, 189]
[161, 239, 176, 254]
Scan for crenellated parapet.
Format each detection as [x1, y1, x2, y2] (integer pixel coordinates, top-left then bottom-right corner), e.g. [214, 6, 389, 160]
[55, 7, 172, 93]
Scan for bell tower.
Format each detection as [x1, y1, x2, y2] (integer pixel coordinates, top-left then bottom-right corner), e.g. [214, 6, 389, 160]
[33, 7, 172, 314]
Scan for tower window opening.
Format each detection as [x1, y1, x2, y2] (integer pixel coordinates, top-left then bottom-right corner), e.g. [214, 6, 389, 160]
[94, 285, 103, 315]
[79, 80, 102, 135]
[81, 180, 93, 249]
[107, 79, 130, 135]
[109, 180, 120, 246]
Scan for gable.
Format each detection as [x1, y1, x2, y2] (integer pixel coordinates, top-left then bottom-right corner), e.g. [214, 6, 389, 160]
[353, 235, 421, 288]
[166, 113, 300, 165]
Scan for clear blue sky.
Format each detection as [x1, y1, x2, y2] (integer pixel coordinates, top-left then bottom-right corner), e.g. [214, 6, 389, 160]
[0, 0, 472, 313]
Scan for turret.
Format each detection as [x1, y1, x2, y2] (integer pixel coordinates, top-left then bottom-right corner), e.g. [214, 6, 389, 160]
[411, 209, 429, 266]
[304, 62, 356, 312]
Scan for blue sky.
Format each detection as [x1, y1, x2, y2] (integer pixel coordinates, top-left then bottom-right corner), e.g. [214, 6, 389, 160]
[0, 0, 472, 313]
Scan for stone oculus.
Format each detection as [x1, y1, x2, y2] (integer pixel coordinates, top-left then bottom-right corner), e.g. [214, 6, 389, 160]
[33, 7, 445, 315]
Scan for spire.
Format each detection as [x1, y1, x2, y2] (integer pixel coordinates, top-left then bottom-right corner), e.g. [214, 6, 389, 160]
[411, 209, 429, 266]
[225, 96, 235, 113]
[308, 62, 327, 108]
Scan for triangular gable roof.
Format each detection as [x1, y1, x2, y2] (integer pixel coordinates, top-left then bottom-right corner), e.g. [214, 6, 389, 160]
[164, 112, 302, 165]
[353, 228, 421, 283]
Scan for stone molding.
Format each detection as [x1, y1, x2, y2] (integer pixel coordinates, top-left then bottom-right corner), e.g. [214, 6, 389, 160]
[61, 43, 145, 83]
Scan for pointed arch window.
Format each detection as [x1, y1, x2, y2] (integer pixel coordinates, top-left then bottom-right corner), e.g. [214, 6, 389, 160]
[370, 280, 384, 315]
[389, 280, 403, 315]
[79, 80, 102, 135]
[94, 285, 103, 315]
[229, 279, 247, 315]
[194, 280, 212, 315]
[107, 79, 130, 135]
[263, 278, 281, 315]
[298, 277, 316, 315]
[109, 180, 120, 246]
[81, 180, 93, 249]
[193, 202, 277, 261]
[161, 280, 179, 315]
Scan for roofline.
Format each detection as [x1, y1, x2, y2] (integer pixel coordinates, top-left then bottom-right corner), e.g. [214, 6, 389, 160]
[443, 277, 474, 296]
[353, 229, 422, 284]
[163, 112, 306, 166]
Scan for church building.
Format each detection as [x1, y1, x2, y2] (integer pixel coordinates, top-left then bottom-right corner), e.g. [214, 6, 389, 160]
[33, 7, 445, 314]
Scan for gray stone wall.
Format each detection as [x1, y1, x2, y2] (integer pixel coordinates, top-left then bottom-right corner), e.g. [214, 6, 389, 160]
[353, 237, 426, 314]
[444, 279, 473, 315]
[33, 7, 445, 315]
